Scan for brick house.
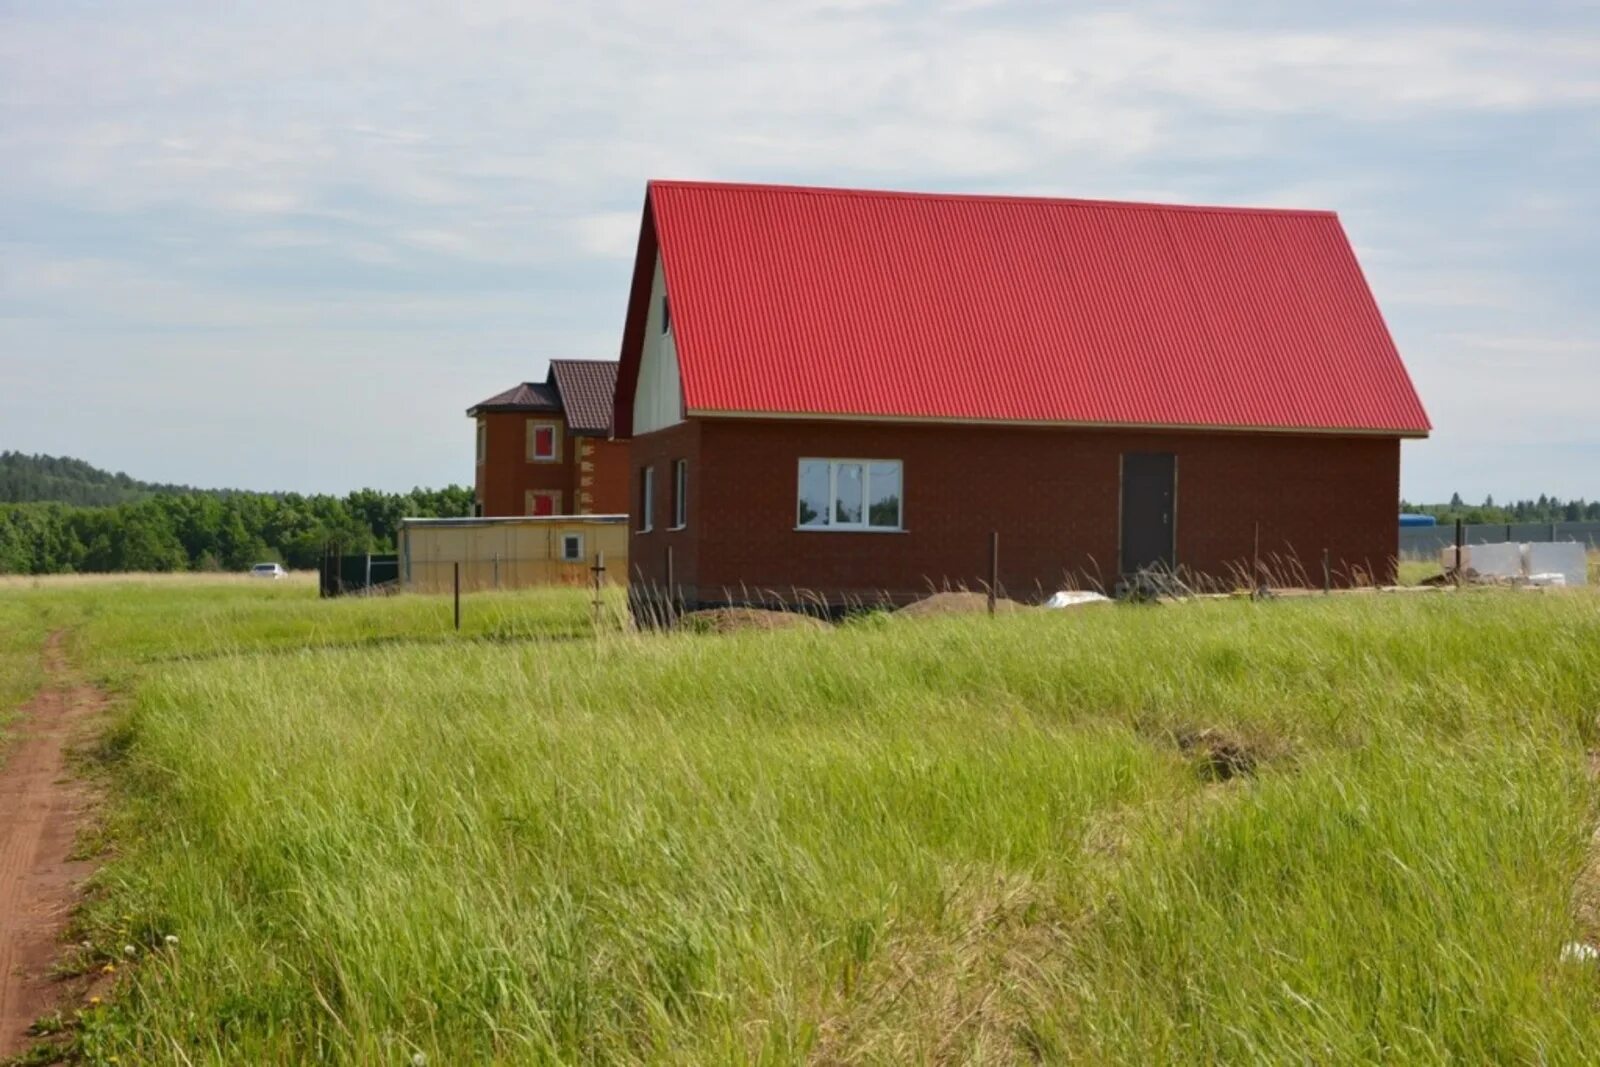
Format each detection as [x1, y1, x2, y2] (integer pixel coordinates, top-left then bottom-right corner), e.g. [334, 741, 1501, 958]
[469, 359, 628, 517]
[612, 181, 1431, 606]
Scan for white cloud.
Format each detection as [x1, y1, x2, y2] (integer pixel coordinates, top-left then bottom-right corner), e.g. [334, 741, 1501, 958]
[0, 0, 1597, 493]
[569, 212, 641, 260]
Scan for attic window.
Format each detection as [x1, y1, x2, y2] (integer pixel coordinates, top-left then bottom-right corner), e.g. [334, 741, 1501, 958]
[661, 295, 671, 335]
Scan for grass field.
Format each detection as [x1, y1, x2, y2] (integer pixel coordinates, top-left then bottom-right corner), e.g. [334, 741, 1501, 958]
[6, 577, 1600, 1063]
[0, 599, 49, 752]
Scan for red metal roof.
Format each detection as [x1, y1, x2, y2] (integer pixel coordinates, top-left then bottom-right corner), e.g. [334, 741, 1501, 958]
[615, 181, 1429, 438]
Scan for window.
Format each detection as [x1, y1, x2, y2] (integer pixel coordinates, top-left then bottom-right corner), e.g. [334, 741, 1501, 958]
[797, 459, 902, 531]
[526, 490, 560, 517]
[639, 466, 654, 532]
[527, 420, 560, 462]
[560, 532, 584, 562]
[475, 420, 487, 464]
[661, 295, 671, 335]
[473, 499, 484, 518]
[671, 459, 687, 528]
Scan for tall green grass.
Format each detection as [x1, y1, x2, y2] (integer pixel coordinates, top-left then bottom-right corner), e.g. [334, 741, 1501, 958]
[1, 577, 616, 686]
[42, 584, 1600, 1063]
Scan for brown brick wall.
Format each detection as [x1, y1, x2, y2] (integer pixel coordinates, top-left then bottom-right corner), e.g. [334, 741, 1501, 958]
[580, 438, 632, 515]
[628, 418, 1401, 604]
[627, 421, 701, 591]
[474, 412, 574, 516]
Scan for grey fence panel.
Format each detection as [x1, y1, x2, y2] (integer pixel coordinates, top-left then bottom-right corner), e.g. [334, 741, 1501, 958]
[1399, 521, 1600, 560]
[1558, 521, 1600, 547]
[1398, 528, 1450, 559]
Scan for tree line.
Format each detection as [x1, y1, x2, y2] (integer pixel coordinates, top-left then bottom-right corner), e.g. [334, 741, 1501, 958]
[1401, 494, 1600, 526]
[0, 488, 472, 575]
[0, 450, 203, 507]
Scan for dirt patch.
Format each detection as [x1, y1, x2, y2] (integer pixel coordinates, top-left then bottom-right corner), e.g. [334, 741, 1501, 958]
[896, 592, 1027, 618]
[1177, 727, 1261, 782]
[678, 607, 829, 633]
[0, 630, 108, 1061]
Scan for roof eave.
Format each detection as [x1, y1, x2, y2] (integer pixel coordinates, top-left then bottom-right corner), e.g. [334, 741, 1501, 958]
[684, 407, 1430, 438]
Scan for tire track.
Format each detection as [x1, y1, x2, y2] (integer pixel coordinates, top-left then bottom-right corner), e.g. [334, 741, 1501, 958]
[0, 630, 106, 1058]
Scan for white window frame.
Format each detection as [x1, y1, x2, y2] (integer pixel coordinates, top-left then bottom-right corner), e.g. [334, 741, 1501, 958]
[476, 419, 487, 465]
[796, 458, 903, 532]
[527, 420, 561, 463]
[560, 532, 584, 562]
[639, 466, 655, 532]
[670, 459, 687, 529]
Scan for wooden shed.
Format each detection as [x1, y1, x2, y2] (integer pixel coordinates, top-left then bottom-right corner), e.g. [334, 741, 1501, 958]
[398, 515, 628, 594]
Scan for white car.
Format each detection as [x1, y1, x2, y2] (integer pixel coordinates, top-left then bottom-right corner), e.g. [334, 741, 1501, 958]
[249, 562, 288, 580]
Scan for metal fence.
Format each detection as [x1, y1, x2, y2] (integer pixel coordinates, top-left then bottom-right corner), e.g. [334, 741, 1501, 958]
[319, 552, 400, 597]
[1399, 521, 1600, 560]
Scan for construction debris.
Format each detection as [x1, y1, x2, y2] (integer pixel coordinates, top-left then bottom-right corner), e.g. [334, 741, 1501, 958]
[1043, 590, 1111, 609]
[1442, 541, 1589, 587]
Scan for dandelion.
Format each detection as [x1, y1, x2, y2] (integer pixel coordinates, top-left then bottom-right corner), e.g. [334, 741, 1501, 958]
[88, 996, 102, 1006]
[411, 1053, 427, 1066]
[101, 963, 116, 975]
[123, 944, 137, 958]
[164, 934, 179, 947]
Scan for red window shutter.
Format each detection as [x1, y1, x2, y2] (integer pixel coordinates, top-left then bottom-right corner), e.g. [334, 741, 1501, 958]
[535, 426, 555, 458]
[533, 493, 556, 516]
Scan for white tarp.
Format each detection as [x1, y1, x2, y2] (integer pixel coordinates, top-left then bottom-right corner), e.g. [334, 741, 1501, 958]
[1527, 542, 1589, 586]
[1442, 542, 1523, 579]
[1045, 590, 1112, 609]
[1441, 541, 1589, 585]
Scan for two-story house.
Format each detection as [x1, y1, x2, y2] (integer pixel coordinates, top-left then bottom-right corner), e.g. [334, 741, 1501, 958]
[469, 359, 627, 517]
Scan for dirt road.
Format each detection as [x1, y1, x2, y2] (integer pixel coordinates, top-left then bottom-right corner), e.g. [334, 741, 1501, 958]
[0, 630, 106, 1058]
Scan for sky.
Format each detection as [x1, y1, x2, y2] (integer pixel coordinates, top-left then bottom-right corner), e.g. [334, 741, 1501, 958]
[1, 1, 1597, 501]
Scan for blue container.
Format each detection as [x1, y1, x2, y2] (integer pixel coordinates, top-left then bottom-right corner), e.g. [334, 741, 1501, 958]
[1398, 513, 1438, 527]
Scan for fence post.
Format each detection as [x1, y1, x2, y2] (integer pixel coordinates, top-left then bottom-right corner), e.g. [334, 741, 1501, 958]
[988, 531, 999, 616]
[453, 562, 461, 632]
[591, 550, 606, 632]
[493, 552, 500, 590]
[1453, 518, 1464, 581]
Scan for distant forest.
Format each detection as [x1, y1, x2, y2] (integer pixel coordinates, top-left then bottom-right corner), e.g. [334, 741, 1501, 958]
[0, 451, 471, 575]
[1401, 494, 1600, 526]
[0, 451, 207, 507]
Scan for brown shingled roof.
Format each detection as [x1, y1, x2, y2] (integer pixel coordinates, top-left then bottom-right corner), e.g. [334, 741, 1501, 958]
[548, 360, 618, 436]
[466, 381, 561, 416]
